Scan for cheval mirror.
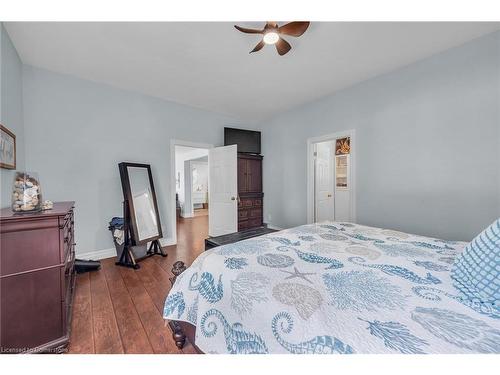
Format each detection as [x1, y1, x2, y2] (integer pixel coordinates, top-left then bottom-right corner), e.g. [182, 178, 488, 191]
[118, 162, 166, 268]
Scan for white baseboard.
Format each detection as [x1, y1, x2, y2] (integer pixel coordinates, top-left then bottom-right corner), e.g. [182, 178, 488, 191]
[77, 236, 175, 260]
[160, 237, 176, 246]
[265, 223, 284, 231]
[77, 247, 116, 260]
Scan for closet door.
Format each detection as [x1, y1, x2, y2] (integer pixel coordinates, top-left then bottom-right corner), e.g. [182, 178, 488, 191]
[246, 158, 262, 193]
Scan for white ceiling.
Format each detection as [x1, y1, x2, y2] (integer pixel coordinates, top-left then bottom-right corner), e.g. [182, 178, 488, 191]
[5, 22, 499, 122]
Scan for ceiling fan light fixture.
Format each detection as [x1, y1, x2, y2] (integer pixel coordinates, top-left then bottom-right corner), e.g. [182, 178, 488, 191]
[235, 21, 310, 55]
[263, 31, 279, 45]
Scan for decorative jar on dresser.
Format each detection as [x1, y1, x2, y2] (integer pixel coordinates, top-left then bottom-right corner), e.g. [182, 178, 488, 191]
[0, 201, 76, 353]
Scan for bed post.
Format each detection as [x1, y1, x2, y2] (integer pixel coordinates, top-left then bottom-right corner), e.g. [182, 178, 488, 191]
[168, 261, 188, 350]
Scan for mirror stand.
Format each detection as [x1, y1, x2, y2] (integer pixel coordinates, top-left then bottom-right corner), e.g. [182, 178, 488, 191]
[115, 200, 167, 270]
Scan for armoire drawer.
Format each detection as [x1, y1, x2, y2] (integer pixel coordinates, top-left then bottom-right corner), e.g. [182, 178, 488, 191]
[241, 199, 253, 208]
[249, 208, 262, 218]
[238, 220, 249, 231]
[240, 198, 262, 208]
[248, 218, 263, 227]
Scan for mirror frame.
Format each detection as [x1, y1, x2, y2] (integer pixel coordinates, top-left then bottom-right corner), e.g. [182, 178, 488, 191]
[119, 162, 163, 245]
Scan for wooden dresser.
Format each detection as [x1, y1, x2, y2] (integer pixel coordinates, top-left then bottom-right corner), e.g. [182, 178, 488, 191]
[0, 201, 76, 353]
[237, 153, 263, 231]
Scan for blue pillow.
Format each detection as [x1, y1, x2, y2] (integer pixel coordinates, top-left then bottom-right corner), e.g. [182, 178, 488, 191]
[451, 218, 500, 305]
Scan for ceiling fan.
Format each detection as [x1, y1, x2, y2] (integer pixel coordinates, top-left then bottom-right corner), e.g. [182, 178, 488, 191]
[234, 21, 310, 56]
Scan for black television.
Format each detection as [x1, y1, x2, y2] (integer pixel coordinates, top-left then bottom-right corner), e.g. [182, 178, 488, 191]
[224, 127, 261, 155]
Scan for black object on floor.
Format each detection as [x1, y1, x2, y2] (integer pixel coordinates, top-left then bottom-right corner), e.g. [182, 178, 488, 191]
[205, 226, 278, 250]
[75, 259, 101, 274]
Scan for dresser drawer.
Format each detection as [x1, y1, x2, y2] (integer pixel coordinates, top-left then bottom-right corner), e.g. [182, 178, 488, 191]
[61, 212, 74, 263]
[61, 247, 75, 302]
[1, 267, 63, 349]
[0, 201, 75, 353]
[61, 229, 74, 263]
[62, 268, 76, 333]
[60, 209, 74, 230]
[1, 224, 61, 276]
[63, 263, 75, 302]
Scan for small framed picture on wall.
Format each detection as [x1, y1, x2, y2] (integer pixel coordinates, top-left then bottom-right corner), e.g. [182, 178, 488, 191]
[0, 124, 16, 169]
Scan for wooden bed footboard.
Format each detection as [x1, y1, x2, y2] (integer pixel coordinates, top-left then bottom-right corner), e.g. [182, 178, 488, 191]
[167, 261, 202, 353]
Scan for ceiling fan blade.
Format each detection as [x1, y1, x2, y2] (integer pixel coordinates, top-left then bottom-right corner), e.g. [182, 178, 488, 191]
[278, 21, 310, 37]
[275, 38, 292, 55]
[250, 40, 265, 53]
[234, 25, 263, 34]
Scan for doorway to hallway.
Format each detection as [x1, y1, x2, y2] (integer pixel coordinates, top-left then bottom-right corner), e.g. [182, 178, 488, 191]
[173, 143, 211, 252]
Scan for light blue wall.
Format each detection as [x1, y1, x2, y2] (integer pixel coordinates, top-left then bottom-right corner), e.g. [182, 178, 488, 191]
[7, 27, 500, 252]
[22, 66, 257, 254]
[262, 31, 500, 241]
[0, 24, 25, 208]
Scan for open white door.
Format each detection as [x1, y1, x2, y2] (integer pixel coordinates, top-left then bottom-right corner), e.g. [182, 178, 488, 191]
[314, 141, 335, 222]
[208, 145, 238, 236]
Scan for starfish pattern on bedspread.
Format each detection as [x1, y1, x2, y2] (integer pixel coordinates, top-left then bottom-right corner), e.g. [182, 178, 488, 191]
[280, 267, 316, 283]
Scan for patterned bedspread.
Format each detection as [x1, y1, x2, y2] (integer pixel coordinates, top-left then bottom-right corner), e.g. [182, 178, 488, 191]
[163, 222, 500, 354]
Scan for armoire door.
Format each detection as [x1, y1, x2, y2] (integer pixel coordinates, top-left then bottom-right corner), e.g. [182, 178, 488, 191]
[246, 158, 262, 193]
[237, 157, 248, 193]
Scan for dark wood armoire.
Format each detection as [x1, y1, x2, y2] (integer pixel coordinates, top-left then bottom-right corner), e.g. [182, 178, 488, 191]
[237, 153, 263, 231]
[0, 201, 76, 353]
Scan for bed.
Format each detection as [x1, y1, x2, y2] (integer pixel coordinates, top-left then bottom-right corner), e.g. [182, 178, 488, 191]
[163, 222, 500, 354]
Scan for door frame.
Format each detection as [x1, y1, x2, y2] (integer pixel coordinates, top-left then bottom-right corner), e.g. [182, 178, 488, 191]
[306, 129, 356, 224]
[170, 139, 213, 245]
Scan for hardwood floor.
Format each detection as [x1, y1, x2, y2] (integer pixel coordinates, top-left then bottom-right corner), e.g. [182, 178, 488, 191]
[68, 214, 208, 354]
[193, 208, 208, 217]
